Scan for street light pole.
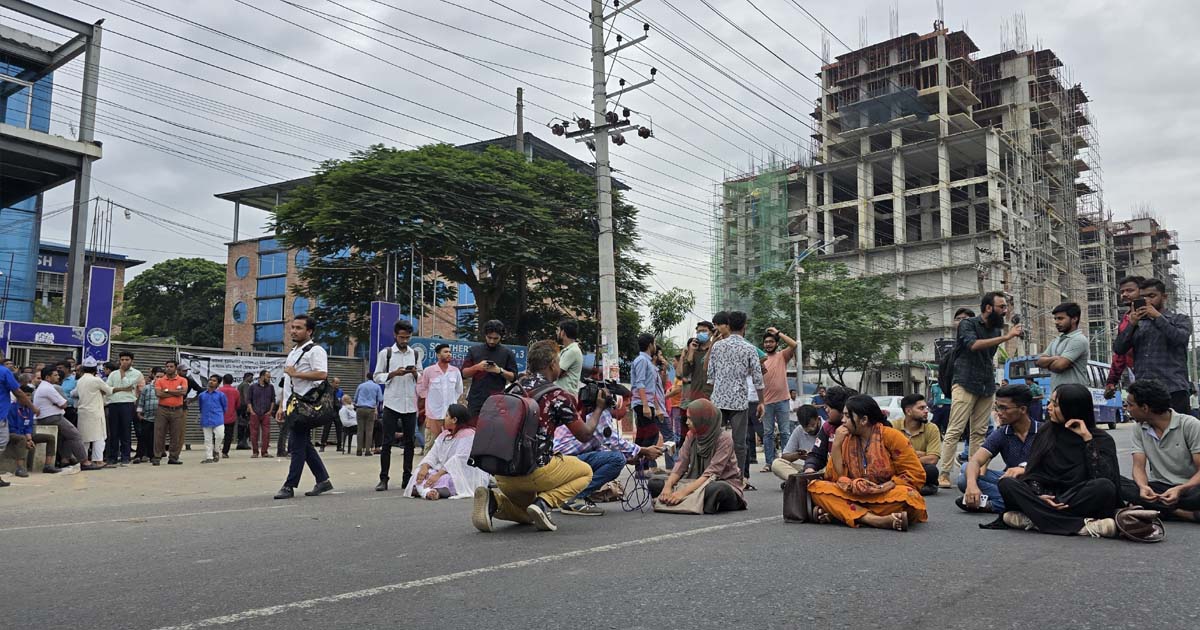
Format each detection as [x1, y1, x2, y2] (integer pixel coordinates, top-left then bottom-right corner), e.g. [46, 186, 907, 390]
[791, 235, 844, 392]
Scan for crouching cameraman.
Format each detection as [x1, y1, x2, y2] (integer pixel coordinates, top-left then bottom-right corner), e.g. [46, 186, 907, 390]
[553, 386, 662, 516]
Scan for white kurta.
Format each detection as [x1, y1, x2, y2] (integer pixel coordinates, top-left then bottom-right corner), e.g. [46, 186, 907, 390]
[402, 428, 491, 499]
[75, 373, 113, 443]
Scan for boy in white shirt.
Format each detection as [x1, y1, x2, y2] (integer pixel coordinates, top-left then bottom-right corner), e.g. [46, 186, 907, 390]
[338, 395, 357, 453]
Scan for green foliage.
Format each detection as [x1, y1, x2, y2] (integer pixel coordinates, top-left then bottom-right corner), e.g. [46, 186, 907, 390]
[122, 258, 226, 347]
[32, 297, 63, 325]
[273, 144, 649, 346]
[647, 287, 696, 337]
[739, 260, 928, 387]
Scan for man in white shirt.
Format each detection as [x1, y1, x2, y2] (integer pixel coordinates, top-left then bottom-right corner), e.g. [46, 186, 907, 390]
[417, 343, 463, 452]
[34, 367, 87, 469]
[273, 315, 333, 500]
[373, 320, 420, 492]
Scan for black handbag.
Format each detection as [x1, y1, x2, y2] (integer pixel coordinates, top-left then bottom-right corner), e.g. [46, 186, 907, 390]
[284, 344, 338, 431]
[783, 471, 823, 523]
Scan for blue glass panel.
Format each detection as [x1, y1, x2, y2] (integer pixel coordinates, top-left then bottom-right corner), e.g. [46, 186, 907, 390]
[258, 238, 282, 252]
[235, 256, 250, 278]
[257, 276, 286, 297]
[256, 298, 283, 322]
[254, 323, 284, 343]
[258, 252, 287, 276]
[232, 301, 248, 323]
[292, 296, 309, 316]
[457, 283, 475, 306]
[295, 249, 310, 269]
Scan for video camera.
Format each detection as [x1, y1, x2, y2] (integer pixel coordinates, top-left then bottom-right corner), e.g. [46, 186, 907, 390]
[577, 377, 632, 415]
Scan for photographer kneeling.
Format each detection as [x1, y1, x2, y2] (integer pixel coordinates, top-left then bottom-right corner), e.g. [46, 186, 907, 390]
[553, 384, 663, 515]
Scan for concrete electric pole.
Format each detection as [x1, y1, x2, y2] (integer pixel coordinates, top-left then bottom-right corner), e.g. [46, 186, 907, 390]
[553, 0, 655, 380]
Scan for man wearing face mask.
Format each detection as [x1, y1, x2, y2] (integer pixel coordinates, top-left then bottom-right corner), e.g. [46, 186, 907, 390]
[679, 321, 715, 444]
[892, 394, 943, 496]
[803, 385, 857, 474]
[938, 292, 1023, 489]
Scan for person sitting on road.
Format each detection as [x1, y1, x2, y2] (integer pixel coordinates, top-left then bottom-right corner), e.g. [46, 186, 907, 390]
[808, 395, 928, 531]
[471, 340, 594, 533]
[958, 384, 1042, 514]
[892, 393, 943, 496]
[770, 404, 821, 482]
[803, 385, 857, 474]
[404, 404, 490, 500]
[992, 384, 1123, 537]
[650, 399, 746, 514]
[1118, 379, 1200, 523]
[552, 387, 662, 516]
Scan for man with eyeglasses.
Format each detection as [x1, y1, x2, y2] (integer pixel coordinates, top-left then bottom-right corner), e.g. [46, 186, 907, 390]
[957, 384, 1042, 513]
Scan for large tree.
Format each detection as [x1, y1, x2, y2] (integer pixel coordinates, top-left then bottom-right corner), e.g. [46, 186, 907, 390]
[740, 260, 928, 388]
[119, 258, 226, 347]
[273, 144, 649, 346]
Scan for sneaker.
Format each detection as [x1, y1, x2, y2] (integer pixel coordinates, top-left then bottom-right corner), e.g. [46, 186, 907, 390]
[937, 474, 952, 489]
[151, 459, 161, 466]
[471, 486, 497, 533]
[305, 479, 334, 496]
[42, 465, 62, 474]
[251, 453, 260, 459]
[955, 497, 986, 513]
[919, 485, 939, 496]
[214, 453, 221, 462]
[526, 498, 558, 531]
[61, 464, 81, 475]
[274, 486, 294, 500]
[168, 458, 182, 465]
[0, 477, 9, 488]
[14, 467, 29, 478]
[560, 498, 604, 516]
[201, 459, 214, 464]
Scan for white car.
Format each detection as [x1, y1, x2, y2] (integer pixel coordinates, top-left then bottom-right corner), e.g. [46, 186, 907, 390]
[872, 396, 905, 423]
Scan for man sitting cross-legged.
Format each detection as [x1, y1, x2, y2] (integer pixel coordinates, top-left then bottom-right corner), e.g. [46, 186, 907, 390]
[958, 384, 1042, 514]
[1119, 379, 1200, 522]
[770, 404, 821, 482]
[891, 394, 943, 496]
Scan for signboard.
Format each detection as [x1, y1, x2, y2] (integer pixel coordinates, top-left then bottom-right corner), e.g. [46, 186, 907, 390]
[37, 252, 69, 274]
[0, 266, 115, 360]
[178, 351, 286, 399]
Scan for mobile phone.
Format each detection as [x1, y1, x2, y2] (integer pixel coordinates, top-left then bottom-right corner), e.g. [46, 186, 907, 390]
[485, 360, 497, 367]
[1131, 298, 1147, 310]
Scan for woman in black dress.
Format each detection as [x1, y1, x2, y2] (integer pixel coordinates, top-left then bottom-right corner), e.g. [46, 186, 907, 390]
[995, 383, 1121, 537]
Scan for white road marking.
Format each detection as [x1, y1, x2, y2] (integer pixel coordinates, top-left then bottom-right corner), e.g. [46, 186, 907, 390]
[150, 515, 781, 630]
[0, 505, 296, 533]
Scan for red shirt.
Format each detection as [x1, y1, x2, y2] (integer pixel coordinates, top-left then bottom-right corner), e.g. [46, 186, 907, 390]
[218, 385, 240, 424]
[1107, 313, 1135, 387]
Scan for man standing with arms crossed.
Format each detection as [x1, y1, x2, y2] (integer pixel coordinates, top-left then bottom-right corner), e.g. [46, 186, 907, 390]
[153, 360, 188, 465]
[1036, 302, 1090, 390]
[247, 370, 276, 458]
[373, 320, 420, 492]
[938, 292, 1022, 488]
[105, 351, 143, 466]
[274, 315, 333, 499]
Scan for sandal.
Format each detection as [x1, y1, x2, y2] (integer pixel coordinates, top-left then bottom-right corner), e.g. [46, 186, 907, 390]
[891, 512, 909, 532]
[759, 466, 771, 473]
[812, 505, 832, 525]
[744, 483, 758, 492]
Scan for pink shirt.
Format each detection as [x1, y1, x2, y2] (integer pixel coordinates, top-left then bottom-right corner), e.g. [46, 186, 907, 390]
[761, 350, 792, 404]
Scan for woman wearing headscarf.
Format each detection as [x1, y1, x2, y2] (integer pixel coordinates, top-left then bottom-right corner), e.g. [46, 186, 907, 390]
[808, 395, 928, 531]
[994, 383, 1123, 537]
[651, 399, 746, 514]
[403, 404, 491, 500]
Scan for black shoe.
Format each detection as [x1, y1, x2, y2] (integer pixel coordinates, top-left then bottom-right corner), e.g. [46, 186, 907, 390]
[375, 480, 388, 492]
[955, 497, 986, 513]
[168, 458, 182, 465]
[42, 465, 61, 474]
[0, 477, 9, 488]
[526, 498, 558, 532]
[274, 486, 294, 500]
[214, 453, 221, 462]
[920, 485, 939, 496]
[472, 486, 497, 532]
[131, 458, 143, 464]
[14, 467, 29, 478]
[305, 479, 334, 496]
[151, 459, 161, 466]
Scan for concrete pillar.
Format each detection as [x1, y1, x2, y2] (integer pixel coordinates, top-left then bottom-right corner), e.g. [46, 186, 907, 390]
[806, 171, 818, 238]
[892, 151, 906, 245]
[986, 131, 1003, 231]
[858, 160, 872, 249]
[938, 142, 952, 237]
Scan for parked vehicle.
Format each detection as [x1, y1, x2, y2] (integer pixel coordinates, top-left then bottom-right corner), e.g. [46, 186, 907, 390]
[1003, 356, 1126, 429]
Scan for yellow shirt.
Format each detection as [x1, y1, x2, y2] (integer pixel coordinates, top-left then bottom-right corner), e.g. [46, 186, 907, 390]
[891, 419, 943, 457]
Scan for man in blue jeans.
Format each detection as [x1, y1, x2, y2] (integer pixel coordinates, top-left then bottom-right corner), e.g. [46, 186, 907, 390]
[757, 327, 796, 473]
[957, 383, 1042, 513]
[553, 388, 663, 515]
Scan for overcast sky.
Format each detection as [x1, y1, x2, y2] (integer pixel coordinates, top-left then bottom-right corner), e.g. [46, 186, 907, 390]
[8, 0, 1200, 340]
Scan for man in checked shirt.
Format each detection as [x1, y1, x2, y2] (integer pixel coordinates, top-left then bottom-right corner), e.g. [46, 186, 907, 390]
[1113, 278, 1194, 415]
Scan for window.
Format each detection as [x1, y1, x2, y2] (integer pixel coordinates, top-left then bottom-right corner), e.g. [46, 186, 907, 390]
[254, 323, 284, 344]
[295, 249, 310, 269]
[259, 252, 287, 276]
[256, 298, 283, 322]
[292, 296, 310, 316]
[457, 283, 475, 306]
[257, 276, 286, 297]
[254, 343, 284, 352]
[232, 301, 248, 323]
[235, 256, 251, 278]
[258, 238, 282, 252]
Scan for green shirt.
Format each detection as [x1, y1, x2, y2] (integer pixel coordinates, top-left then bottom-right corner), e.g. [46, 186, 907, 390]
[1041, 329, 1090, 390]
[554, 341, 583, 397]
[1132, 412, 1200, 486]
[106, 367, 144, 404]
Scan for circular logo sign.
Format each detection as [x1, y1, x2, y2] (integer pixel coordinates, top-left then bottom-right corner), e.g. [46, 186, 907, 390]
[87, 327, 109, 346]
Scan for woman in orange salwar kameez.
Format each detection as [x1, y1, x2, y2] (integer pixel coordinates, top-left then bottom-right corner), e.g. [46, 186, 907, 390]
[808, 395, 928, 531]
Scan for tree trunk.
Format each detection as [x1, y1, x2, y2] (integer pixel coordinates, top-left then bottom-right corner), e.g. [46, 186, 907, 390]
[515, 267, 529, 345]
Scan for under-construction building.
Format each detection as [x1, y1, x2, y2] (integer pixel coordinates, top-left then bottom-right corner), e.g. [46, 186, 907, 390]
[1113, 214, 1181, 298]
[717, 21, 1101, 364]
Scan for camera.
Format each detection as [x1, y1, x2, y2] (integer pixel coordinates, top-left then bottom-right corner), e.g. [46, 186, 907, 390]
[662, 441, 677, 457]
[578, 377, 632, 414]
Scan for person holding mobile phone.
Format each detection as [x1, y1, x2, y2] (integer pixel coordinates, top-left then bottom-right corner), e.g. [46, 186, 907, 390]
[1104, 276, 1144, 399]
[462, 320, 518, 419]
[1113, 278, 1194, 414]
[372, 320, 420, 491]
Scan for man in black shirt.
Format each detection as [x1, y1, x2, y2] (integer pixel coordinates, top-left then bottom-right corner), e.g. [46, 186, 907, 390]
[463, 319, 519, 418]
[937, 291, 1022, 488]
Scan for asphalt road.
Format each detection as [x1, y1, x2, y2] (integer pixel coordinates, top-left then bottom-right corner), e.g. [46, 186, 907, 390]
[2, 425, 1197, 630]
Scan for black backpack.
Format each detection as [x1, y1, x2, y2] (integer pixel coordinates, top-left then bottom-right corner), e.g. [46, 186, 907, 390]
[469, 383, 558, 477]
[935, 335, 961, 395]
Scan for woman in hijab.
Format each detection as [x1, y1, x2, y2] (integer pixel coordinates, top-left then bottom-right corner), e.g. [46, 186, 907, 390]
[994, 383, 1122, 537]
[403, 404, 491, 500]
[651, 399, 746, 514]
[808, 395, 928, 531]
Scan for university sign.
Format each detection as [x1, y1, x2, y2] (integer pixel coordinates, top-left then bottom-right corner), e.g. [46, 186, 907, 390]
[0, 266, 115, 361]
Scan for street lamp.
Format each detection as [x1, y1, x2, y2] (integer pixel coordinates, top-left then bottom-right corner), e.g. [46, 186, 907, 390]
[789, 235, 847, 392]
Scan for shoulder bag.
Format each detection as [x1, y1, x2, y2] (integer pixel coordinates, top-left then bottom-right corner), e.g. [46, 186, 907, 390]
[653, 476, 712, 514]
[285, 344, 338, 431]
